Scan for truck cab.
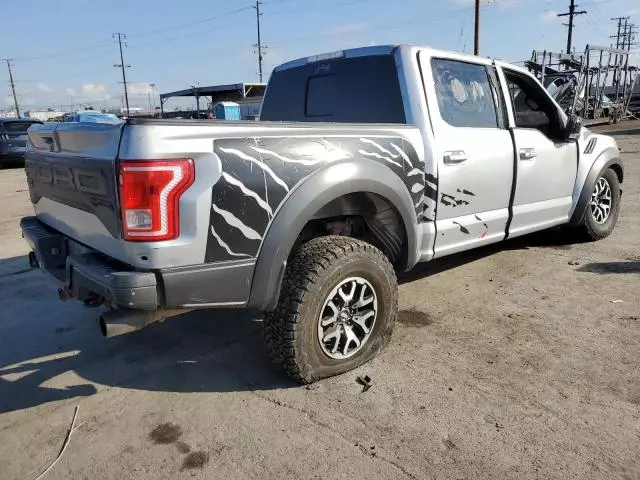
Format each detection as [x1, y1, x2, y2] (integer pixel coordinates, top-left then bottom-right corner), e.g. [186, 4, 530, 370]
[262, 45, 620, 258]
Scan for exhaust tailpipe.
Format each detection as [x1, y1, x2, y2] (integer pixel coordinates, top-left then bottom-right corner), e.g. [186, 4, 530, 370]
[99, 308, 191, 338]
[28, 251, 40, 269]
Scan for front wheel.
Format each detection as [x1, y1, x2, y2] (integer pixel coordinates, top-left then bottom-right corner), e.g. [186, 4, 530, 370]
[263, 236, 398, 384]
[573, 168, 621, 241]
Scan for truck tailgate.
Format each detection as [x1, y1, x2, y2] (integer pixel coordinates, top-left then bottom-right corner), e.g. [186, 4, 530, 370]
[25, 122, 124, 240]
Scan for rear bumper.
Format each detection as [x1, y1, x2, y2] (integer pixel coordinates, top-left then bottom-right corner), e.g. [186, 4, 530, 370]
[21, 217, 159, 310]
[20, 216, 255, 310]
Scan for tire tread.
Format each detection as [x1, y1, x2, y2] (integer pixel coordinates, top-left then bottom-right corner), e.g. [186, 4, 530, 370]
[263, 235, 397, 384]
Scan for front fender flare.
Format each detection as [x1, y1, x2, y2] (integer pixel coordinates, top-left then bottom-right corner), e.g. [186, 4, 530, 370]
[247, 160, 420, 311]
[569, 147, 623, 226]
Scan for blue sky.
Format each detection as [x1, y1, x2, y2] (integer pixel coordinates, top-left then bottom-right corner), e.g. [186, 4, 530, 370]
[1, 0, 638, 111]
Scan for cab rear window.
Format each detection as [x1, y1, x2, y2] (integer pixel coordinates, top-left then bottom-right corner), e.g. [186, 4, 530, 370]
[261, 54, 406, 124]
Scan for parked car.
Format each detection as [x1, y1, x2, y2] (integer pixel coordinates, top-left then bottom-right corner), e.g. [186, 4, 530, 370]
[62, 111, 122, 124]
[21, 45, 623, 383]
[0, 118, 42, 167]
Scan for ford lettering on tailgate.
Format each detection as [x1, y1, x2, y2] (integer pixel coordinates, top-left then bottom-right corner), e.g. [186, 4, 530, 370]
[25, 157, 121, 237]
[27, 162, 108, 196]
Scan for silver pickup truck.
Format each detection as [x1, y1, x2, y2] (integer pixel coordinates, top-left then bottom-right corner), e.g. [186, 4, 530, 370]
[21, 45, 623, 383]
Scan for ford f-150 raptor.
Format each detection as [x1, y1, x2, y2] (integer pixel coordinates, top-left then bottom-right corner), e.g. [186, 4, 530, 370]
[21, 45, 623, 383]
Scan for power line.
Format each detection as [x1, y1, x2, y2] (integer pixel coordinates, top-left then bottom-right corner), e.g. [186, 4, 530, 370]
[129, 17, 248, 50]
[128, 6, 253, 39]
[12, 40, 112, 62]
[113, 33, 131, 116]
[268, 0, 368, 15]
[266, 2, 506, 48]
[4, 59, 20, 117]
[558, 0, 587, 53]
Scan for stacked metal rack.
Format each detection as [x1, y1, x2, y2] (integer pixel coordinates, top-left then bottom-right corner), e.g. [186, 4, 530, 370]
[526, 46, 638, 125]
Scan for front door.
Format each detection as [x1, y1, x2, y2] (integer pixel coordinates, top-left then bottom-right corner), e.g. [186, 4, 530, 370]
[420, 53, 515, 257]
[498, 66, 578, 238]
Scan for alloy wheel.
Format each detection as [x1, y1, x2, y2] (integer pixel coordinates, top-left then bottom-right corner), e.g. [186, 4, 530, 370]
[317, 277, 378, 359]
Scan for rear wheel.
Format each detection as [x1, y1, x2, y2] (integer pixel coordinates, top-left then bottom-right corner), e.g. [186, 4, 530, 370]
[573, 168, 621, 241]
[263, 236, 397, 384]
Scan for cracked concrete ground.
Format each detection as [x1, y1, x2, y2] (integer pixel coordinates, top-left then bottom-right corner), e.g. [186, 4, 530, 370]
[0, 129, 638, 480]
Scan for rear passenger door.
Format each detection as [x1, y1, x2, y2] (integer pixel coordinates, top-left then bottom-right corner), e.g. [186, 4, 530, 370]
[420, 53, 515, 257]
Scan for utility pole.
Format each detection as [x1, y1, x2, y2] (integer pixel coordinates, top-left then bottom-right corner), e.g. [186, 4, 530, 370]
[611, 17, 629, 88]
[253, 1, 265, 82]
[474, 0, 480, 56]
[4, 59, 20, 117]
[621, 18, 630, 50]
[611, 17, 628, 49]
[624, 23, 638, 50]
[558, 0, 587, 54]
[113, 33, 131, 116]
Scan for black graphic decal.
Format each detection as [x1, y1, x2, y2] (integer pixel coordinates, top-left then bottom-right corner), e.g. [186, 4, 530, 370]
[452, 221, 470, 235]
[205, 136, 431, 262]
[441, 193, 470, 207]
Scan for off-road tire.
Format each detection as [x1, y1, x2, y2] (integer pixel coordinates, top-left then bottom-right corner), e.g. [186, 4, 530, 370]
[263, 236, 398, 384]
[574, 168, 621, 241]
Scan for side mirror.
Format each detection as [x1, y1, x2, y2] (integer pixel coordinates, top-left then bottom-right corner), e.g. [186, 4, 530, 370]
[564, 114, 582, 141]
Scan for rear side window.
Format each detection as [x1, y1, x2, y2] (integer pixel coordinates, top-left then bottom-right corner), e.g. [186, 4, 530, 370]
[1, 121, 41, 133]
[431, 58, 498, 128]
[261, 54, 406, 123]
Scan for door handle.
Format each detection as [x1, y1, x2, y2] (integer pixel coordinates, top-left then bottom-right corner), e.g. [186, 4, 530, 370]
[443, 150, 467, 165]
[519, 148, 537, 160]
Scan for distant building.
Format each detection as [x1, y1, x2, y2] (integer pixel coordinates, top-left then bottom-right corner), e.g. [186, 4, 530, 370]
[0, 111, 18, 118]
[105, 107, 145, 115]
[24, 110, 65, 121]
[159, 83, 265, 120]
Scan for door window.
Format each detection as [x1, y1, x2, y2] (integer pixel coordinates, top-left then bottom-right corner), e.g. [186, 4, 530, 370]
[431, 58, 499, 128]
[503, 70, 562, 139]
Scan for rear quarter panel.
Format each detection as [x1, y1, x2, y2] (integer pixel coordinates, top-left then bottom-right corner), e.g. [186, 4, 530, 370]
[205, 133, 427, 262]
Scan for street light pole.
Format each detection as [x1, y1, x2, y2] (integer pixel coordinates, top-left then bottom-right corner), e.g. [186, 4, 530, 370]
[150, 83, 157, 113]
[191, 85, 200, 117]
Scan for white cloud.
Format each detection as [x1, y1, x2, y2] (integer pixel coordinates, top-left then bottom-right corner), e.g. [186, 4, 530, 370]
[65, 83, 110, 102]
[325, 22, 369, 36]
[80, 83, 109, 101]
[36, 82, 52, 93]
[128, 82, 153, 96]
[541, 10, 558, 21]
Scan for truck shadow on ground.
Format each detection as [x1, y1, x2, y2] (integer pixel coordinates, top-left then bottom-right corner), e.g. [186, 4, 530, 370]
[0, 259, 294, 414]
[400, 227, 577, 283]
[0, 228, 583, 414]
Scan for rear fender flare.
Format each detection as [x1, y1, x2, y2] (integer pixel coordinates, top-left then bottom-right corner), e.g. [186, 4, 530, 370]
[247, 160, 420, 311]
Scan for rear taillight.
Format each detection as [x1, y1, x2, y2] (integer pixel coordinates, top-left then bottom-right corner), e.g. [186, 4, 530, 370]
[119, 159, 195, 242]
